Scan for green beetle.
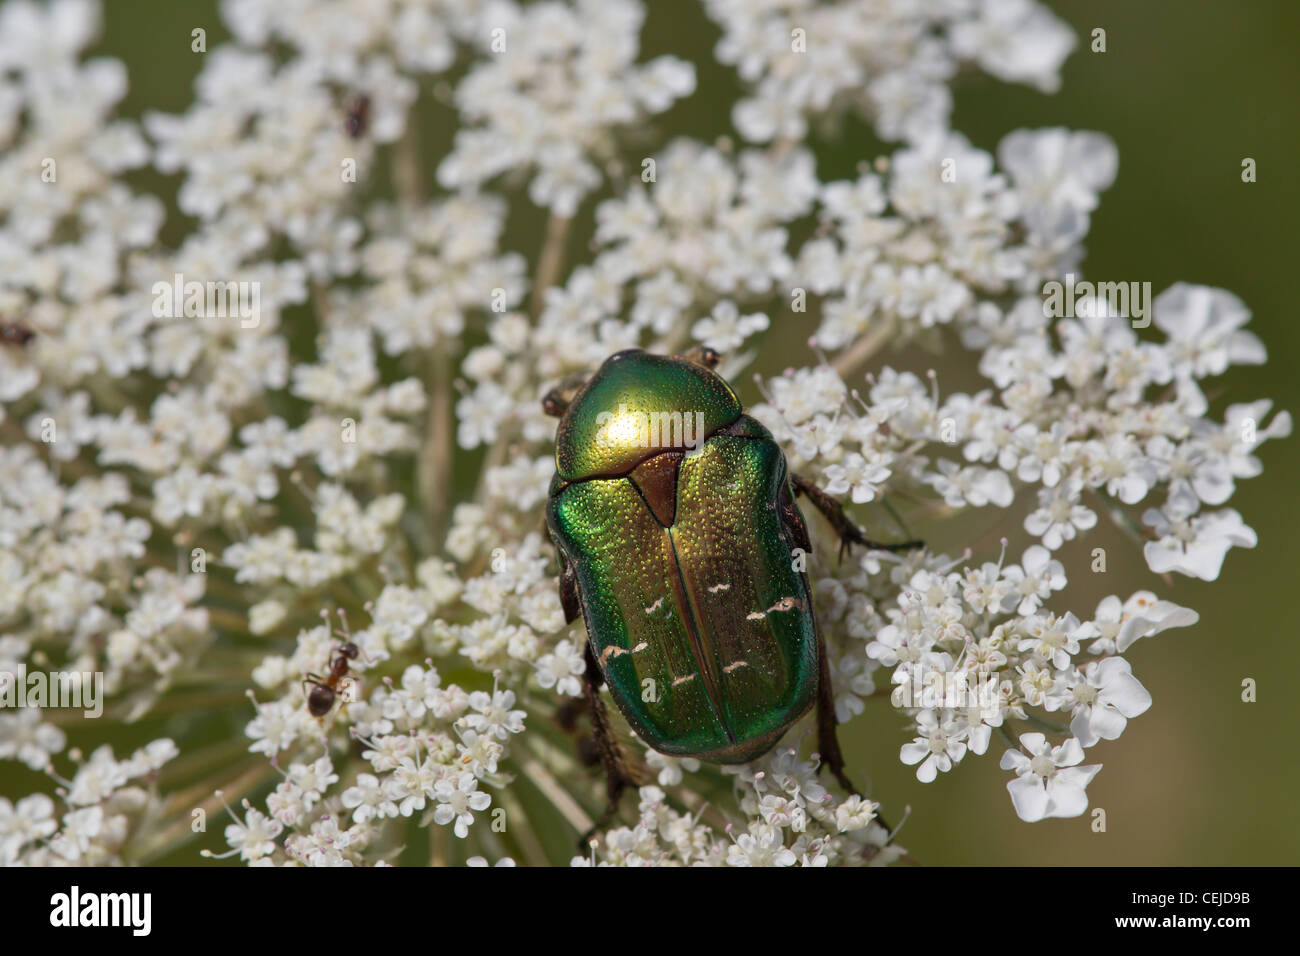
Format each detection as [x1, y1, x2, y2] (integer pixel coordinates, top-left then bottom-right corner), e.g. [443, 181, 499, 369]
[543, 347, 917, 837]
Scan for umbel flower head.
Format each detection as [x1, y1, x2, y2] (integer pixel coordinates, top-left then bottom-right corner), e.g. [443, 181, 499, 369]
[0, 0, 1287, 866]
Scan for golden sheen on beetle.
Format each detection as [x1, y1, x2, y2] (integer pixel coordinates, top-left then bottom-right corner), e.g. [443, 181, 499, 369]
[542, 348, 919, 840]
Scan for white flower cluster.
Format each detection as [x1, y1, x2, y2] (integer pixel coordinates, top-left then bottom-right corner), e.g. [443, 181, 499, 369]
[572, 751, 897, 866]
[724, 121, 1286, 821]
[808, 530, 1202, 818]
[439, 0, 696, 214]
[1, 739, 177, 865]
[0, 0, 156, 407]
[0, 0, 1284, 864]
[704, 0, 1075, 144]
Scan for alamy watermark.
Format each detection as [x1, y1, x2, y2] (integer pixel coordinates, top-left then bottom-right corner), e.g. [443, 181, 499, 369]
[50, 886, 151, 936]
[1042, 272, 1151, 328]
[890, 664, 1005, 711]
[151, 272, 261, 328]
[0, 666, 103, 718]
[594, 404, 708, 454]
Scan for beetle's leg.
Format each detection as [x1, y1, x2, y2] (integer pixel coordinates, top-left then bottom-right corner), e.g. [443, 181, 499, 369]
[814, 630, 859, 796]
[789, 473, 923, 561]
[783, 479, 860, 793]
[556, 549, 582, 625]
[555, 549, 637, 842]
[554, 695, 586, 733]
[578, 642, 636, 847]
[778, 479, 812, 556]
[547, 551, 603, 766]
[553, 695, 602, 768]
[815, 636, 902, 838]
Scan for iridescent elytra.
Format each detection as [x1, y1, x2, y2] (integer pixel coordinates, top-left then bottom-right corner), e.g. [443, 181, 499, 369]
[542, 347, 918, 838]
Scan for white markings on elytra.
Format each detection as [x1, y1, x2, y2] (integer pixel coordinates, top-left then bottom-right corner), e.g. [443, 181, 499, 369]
[745, 596, 805, 620]
[600, 642, 649, 665]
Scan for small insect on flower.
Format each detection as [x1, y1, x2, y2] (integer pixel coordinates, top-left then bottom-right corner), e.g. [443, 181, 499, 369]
[343, 93, 371, 138]
[303, 642, 359, 717]
[1, 321, 35, 347]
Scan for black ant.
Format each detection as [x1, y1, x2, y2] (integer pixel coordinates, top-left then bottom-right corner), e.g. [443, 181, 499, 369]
[1, 322, 35, 348]
[343, 93, 371, 138]
[303, 641, 359, 717]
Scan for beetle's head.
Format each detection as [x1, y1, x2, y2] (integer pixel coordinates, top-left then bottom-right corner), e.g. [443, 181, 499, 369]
[548, 348, 743, 481]
[675, 345, 721, 370]
[541, 371, 591, 419]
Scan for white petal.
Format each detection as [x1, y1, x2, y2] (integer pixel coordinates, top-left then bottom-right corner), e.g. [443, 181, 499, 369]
[1018, 732, 1048, 754]
[900, 742, 929, 766]
[1007, 777, 1049, 822]
[1070, 710, 1100, 748]
[1045, 780, 1089, 818]
[1098, 666, 1152, 718]
[1086, 703, 1128, 741]
[999, 748, 1030, 772]
[1053, 737, 1084, 766]
[916, 755, 939, 783]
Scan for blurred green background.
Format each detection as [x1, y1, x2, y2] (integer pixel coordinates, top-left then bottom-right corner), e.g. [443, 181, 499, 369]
[12, 0, 1292, 865]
